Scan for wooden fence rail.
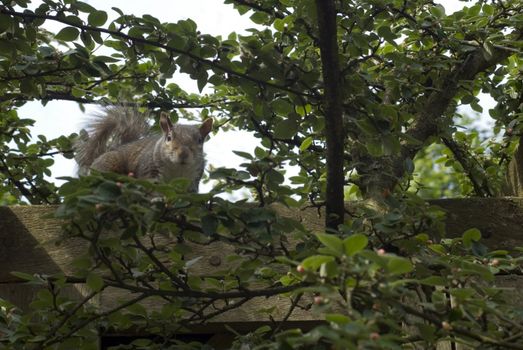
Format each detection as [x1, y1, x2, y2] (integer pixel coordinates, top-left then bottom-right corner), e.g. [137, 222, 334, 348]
[1, 199, 523, 348]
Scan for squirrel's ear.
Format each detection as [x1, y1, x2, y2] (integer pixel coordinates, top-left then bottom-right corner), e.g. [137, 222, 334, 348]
[159, 112, 174, 135]
[199, 118, 213, 138]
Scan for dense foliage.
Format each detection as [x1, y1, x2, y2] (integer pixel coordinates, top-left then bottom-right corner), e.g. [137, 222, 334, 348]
[1, 0, 523, 349]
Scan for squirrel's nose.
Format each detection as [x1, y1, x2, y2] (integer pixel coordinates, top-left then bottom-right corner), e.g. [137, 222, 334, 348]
[178, 148, 189, 162]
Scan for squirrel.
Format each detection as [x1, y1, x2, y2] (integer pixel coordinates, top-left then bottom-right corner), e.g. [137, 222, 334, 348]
[75, 107, 213, 192]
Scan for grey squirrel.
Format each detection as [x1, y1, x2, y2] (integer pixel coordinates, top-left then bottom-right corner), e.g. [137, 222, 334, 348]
[75, 107, 213, 192]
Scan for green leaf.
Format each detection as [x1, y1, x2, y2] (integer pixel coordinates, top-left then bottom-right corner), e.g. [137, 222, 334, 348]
[355, 119, 377, 134]
[274, 118, 298, 139]
[95, 181, 121, 200]
[482, 4, 494, 16]
[250, 12, 270, 25]
[272, 99, 294, 115]
[254, 325, 272, 334]
[232, 150, 253, 159]
[197, 74, 208, 92]
[387, 256, 413, 275]
[266, 169, 284, 184]
[377, 26, 397, 45]
[483, 40, 494, 60]
[366, 139, 383, 157]
[295, 104, 312, 117]
[418, 324, 437, 342]
[430, 4, 445, 18]
[343, 234, 368, 256]
[86, 272, 104, 292]
[88, 10, 108, 26]
[461, 262, 494, 281]
[325, 313, 350, 325]
[37, 289, 53, 303]
[301, 255, 335, 270]
[463, 228, 481, 248]
[80, 31, 94, 49]
[112, 7, 124, 16]
[72, 87, 85, 97]
[461, 94, 475, 104]
[127, 303, 147, 317]
[274, 18, 285, 32]
[254, 147, 268, 158]
[74, 1, 96, 13]
[10, 271, 40, 282]
[315, 233, 343, 257]
[419, 276, 446, 286]
[450, 287, 475, 299]
[55, 27, 80, 41]
[382, 134, 401, 155]
[299, 136, 313, 151]
[0, 40, 15, 58]
[72, 256, 92, 272]
[468, 4, 481, 16]
[428, 244, 446, 254]
[20, 78, 37, 95]
[0, 14, 13, 34]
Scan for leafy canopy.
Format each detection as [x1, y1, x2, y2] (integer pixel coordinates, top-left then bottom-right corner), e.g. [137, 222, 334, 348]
[1, 0, 523, 349]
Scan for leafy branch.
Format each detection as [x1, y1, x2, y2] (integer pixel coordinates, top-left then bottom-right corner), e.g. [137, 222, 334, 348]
[366, 30, 522, 198]
[0, 6, 317, 99]
[0, 91, 229, 110]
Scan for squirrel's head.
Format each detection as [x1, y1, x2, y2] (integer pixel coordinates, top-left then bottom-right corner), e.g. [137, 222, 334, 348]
[159, 112, 213, 166]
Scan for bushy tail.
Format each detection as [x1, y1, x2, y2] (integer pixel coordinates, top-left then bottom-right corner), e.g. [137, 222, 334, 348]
[75, 107, 150, 175]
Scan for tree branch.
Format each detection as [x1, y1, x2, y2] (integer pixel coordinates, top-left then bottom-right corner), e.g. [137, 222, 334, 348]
[314, 0, 345, 229]
[442, 136, 493, 197]
[0, 91, 227, 109]
[0, 156, 50, 204]
[42, 293, 149, 348]
[102, 279, 306, 300]
[365, 33, 522, 198]
[406, 39, 520, 154]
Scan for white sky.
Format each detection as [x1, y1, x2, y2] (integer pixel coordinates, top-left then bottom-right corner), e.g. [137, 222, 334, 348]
[20, 0, 495, 192]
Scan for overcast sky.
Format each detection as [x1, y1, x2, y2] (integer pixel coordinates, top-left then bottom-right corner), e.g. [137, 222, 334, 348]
[20, 0, 494, 192]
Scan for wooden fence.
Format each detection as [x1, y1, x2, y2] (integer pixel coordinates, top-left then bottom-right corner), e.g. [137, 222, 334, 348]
[1, 199, 523, 348]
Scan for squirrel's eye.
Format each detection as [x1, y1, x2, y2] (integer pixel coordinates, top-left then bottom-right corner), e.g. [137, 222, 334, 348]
[166, 134, 172, 142]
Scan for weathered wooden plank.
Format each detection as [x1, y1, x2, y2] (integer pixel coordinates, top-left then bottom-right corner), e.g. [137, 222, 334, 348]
[432, 198, 523, 250]
[2, 199, 523, 282]
[0, 206, 85, 281]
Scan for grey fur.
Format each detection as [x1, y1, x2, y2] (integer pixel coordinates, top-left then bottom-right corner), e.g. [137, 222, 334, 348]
[75, 107, 150, 175]
[75, 107, 212, 192]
